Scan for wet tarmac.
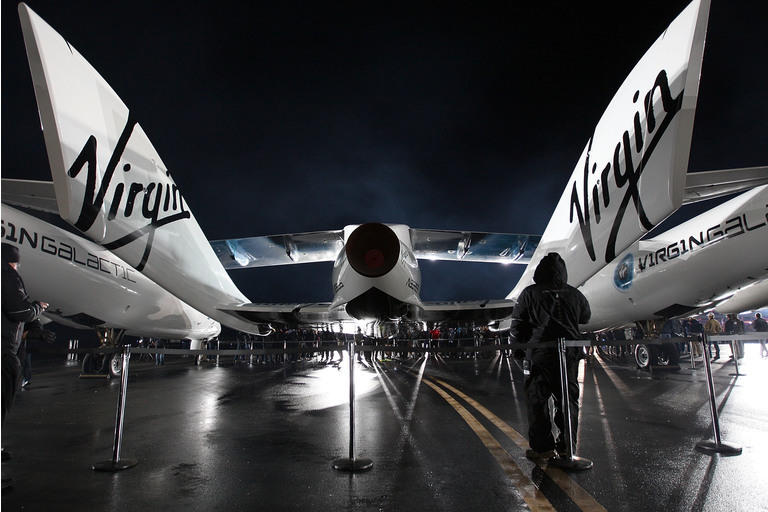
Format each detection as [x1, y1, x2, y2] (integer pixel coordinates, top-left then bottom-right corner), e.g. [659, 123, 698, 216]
[2, 345, 767, 511]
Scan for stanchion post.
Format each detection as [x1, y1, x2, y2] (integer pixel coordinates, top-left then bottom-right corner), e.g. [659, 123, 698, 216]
[332, 338, 373, 472]
[92, 346, 138, 471]
[695, 334, 742, 455]
[549, 339, 592, 471]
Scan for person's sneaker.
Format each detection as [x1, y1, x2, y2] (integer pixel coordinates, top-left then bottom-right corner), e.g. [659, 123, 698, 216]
[525, 449, 556, 460]
[21, 379, 30, 388]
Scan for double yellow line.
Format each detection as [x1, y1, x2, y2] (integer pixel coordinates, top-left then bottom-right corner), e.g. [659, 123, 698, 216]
[423, 376, 606, 512]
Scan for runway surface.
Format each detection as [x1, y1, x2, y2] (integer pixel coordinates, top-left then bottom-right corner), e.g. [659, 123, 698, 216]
[2, 345, 767, 511]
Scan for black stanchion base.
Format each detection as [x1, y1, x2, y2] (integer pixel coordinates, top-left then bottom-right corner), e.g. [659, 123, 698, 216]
[91, 459, 138, 472]
[548, 455, 593, 471]
[332, 457, 373, 472]
[695, 440, 742, 455]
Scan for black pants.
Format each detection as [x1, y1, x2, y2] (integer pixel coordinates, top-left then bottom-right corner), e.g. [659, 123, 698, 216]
[707, 339, 720, 358]
[524, 356, 579, 453]
[2, 352, 22, 425]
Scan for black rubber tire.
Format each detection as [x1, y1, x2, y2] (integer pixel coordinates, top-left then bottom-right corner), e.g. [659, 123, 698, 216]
[634, 344, 650, 369]
[109, 353, 122, 378]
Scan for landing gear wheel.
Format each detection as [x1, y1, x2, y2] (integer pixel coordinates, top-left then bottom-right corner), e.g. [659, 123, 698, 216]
[634, 344, 650, 369]
[109, 353, 123, 378]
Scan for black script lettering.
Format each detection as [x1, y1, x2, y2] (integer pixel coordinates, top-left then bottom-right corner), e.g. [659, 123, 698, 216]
[58, 243, 73, 261]
[668, 243, 680, 259]
[638, 254, 650, 271]
[724, 216, 744, 237]
[86, 254, 99, 270]
[706, 224, 723, 242]
[744, 212, 766, 231]
[41, 236, 57, 255]
[19, 228, 37, 249]
[66, 116, 191, 270]
[98, 258, 112, 274]
[569, 69, 683, 263]
[4, 221, 17, 242]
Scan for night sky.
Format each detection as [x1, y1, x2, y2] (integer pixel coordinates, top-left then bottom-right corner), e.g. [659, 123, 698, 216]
[2, 1, 766, 305]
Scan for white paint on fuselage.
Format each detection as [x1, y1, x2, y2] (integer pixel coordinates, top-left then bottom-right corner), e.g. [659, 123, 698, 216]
[1, 204, 220, 340]
[580, 185, 768, 330]
[330, 224, 421, 309]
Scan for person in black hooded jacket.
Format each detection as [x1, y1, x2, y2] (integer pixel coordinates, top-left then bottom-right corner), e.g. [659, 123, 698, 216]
[511, 252, 590, 459]
[2, 243, 47, 426]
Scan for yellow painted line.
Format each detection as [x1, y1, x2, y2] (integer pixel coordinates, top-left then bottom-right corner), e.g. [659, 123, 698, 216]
[422, 378, 556, 512]
[432, 378, 607, 512]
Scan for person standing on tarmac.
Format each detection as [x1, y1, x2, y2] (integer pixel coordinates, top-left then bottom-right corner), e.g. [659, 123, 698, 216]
[703, 313, 723, 361]
[2, 243, 48, 488]
[754, 313, 768, 357]
[511, 252, 590, 460]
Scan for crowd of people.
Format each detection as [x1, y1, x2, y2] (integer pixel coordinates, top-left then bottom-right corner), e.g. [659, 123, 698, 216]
[205, 323, 512, 367]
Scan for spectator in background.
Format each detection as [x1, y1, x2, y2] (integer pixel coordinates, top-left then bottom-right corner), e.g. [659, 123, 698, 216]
[724, 314, 745, 359]
[754, 313, 768, 357]
[703, 313, 723, 361]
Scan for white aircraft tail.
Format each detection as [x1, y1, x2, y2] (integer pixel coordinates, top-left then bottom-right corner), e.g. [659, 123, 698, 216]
[510, 0, 711, 298]
[18, 4, 257, 332]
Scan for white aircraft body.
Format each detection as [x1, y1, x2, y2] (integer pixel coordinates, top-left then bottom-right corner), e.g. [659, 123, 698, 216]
[1, 202, 220, 341]
[580, 185, 768, 331]
[5, 0, 767, 337]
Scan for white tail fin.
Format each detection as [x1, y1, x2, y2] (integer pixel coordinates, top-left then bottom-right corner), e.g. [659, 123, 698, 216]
[18, 4, 258, 332]
[510, 0, 710, 298]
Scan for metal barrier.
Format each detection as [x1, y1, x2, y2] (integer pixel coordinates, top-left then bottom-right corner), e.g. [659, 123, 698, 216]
[708, 333, 768, 377]
[92, 346, 138, 471]
[332, 339, 373, 472]
[694, 334, 742, 455]
[87, 333, 755, 473]
[549, 338, 593, 470]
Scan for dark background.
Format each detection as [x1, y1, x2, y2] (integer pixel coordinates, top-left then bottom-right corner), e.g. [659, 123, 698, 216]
[3, 1, 766, 306]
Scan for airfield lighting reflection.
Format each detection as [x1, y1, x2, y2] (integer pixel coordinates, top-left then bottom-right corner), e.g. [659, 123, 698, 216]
[289, 358, 379, 411]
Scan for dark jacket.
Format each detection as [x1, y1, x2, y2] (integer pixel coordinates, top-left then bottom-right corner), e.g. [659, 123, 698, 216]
[2, 262, 44, 355]
[511, 253, 591, 361]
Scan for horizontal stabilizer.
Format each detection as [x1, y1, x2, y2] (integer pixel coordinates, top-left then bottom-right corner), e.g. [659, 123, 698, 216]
[683, 166, 768, 204]
[419, 299, 516, 322]
[1, 178, 58, 214]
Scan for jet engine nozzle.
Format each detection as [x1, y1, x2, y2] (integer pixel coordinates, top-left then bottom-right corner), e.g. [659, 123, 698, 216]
[345, 223, 400, 278]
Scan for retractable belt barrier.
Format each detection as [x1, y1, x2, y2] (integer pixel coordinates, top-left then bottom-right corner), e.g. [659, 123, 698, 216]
[91, 333, 751, 473]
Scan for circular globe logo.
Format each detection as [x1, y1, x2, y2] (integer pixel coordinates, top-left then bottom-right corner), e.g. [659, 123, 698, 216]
[613, 253, 634, 291]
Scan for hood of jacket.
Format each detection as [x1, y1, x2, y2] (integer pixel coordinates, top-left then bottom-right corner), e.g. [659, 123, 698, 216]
[532, 252, 567, 289]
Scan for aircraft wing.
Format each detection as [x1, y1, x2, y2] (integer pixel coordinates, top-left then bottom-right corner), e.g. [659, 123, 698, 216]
[220, 299, 515, 325]
[211, 228, 540, 269]
[220, 302, 353, 325]
[210, 231, 345, 269]
[419, 299, 516, 322]
[410, 229, 539, 264]
[1, 178, 59, 214]
[683, 166, 768, 204]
